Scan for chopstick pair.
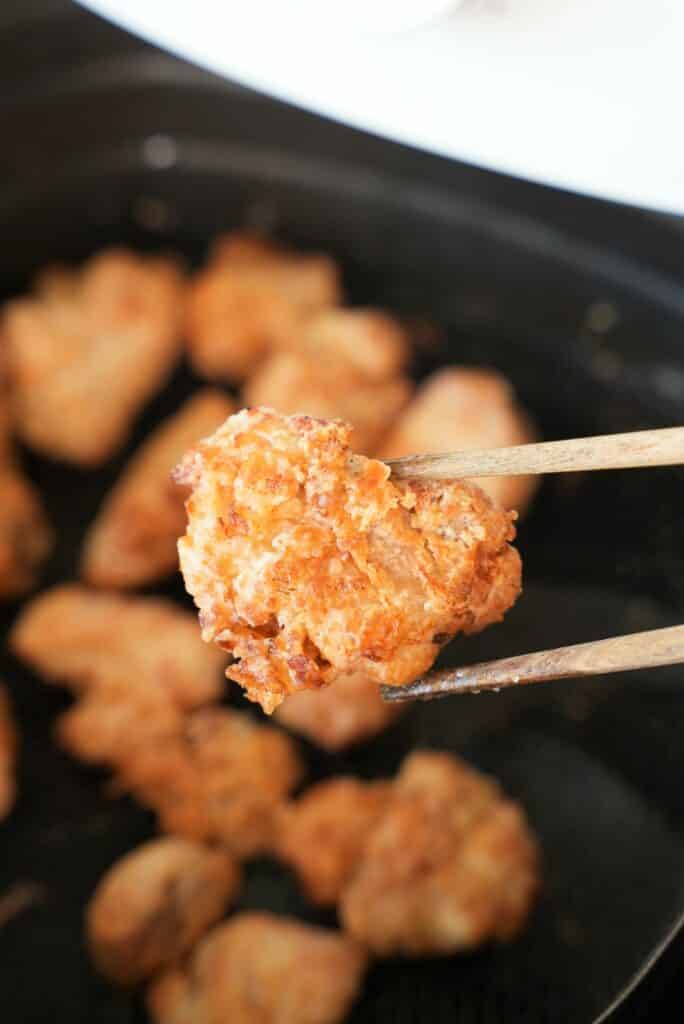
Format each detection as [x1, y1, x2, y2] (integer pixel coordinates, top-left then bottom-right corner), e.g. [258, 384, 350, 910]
[382, 426, 684, 704]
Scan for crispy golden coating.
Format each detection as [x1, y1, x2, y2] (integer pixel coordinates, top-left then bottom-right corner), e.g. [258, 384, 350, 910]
[176, 408, 521, 713]
[0, 686, 18, 820]
[10, 584, 226, 702]
[56, 679, 188, 767]
[116, 708, 304, 857]
[244, 309, 412, 452]
[275, 778, 391, 906]
[3, 248, 184, 465]
[379, 367, 539, 513]
[340, 751, 540, 955]
[0, 463, 52, 599]
[147, 912, 367, 1024]
[86, 837, 240, 986]
[186, 233, 340, 382]
[275, 668, 402, 751]
[82, 390, 234, 589]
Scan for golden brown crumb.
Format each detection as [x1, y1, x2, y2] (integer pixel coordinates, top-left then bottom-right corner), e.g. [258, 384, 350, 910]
[147, 912, 367, 1024]
[176, 408, 521, 713]
[86, 837, 240, 986]
[274, 778, 391, 906]
[82, 390, 235, 589]
[3, 248, 184, 465]
[10, 584, 226, 703]
[244, 309, 412, 452]
[186, 233, 340, 382]
[340, 750, 540, 955]
[275, 668, 402, 751]
[0, 686, 17, 820]
[0, 463, 52, 599]
[379, 367, 539, 513]
[116, 707, 303, 858]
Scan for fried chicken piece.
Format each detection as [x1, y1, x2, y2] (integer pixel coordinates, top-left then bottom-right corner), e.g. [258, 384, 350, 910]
[56, 679, 188, 767]
[0, 686, 18, 820]
[116, 708, 303, 857]
[244, 309, 412, 452]
[379, 367, 539, 513]
[3, 248, 184, 465]
[0, 382, 52, 598]
[82, 390, 234, 589]
[0, 463, 52, 599]
[10, 585, 226, 702]
[147, 912, 367, 1024]
[176, 408, 521, 713]
[340, 751, 540, 955]
[275, 668, 402, 751]
[275, 778, 391, 906]
[86, 837, 240, 986]
[186, 233, 340, 382]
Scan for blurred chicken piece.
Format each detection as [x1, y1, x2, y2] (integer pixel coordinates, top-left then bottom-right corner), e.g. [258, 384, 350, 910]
[10, 585, 226, 703]
[244, 309, 412, 452]
[86, 837, 240, 986]
[0, 381, 52, 598]
[0, 463, 52, 599]
[116, 708, 303, 858]
[176, 408, 521, 714]
[148, 912, 367, 1024]
[2, 249, 184, 465]
[0, 686, 18, 820]
[340, 751, 539, 955]
[379, 367, 538, 513]
[275, 668, 402, 752]
[82, 390, 234, 589]
[56, 678, 188, 767]
[186, 232, 340, 382]
[275, 778, 390, 906]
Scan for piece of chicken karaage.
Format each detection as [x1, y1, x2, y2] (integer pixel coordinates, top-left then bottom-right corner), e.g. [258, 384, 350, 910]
[82, 389, 234, 588]
[274, 777, 390, 906]
[10, 585, 226, 702]
[186, 233, 340, 382]
[176, 408, 521, 713]
[147, 912, 367, 1024]
[3, 248, 184, 464]
[86, 837, 240, 985]
[340, 750, 539, 955]
[116, 707, 303, 858]
[244, 309, 412, 452]
[379, 367, 538, 513]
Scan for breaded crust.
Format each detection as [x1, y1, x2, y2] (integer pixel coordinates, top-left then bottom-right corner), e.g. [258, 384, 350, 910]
[274, 777, 391, 906]
[82, 389, 234, 588]
[379, 367, 539, 513]
[115, 707, 304, 857]
[147, 912, 367, 1024]
[86, 837, 240, 985]
[340, 751, 540, 955]
[176, 408, 521, 713]
[3, 248, 184, 465]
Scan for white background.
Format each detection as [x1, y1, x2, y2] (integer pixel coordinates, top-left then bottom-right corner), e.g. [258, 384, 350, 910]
[80, 0, 684, 214]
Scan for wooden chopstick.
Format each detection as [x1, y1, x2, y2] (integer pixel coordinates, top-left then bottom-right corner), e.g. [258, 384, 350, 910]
[380, 624, 684, 703]
[386, 426, 684, 480]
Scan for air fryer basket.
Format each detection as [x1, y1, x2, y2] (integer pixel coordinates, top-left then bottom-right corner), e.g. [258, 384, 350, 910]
[2, 3, 684, 1023]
